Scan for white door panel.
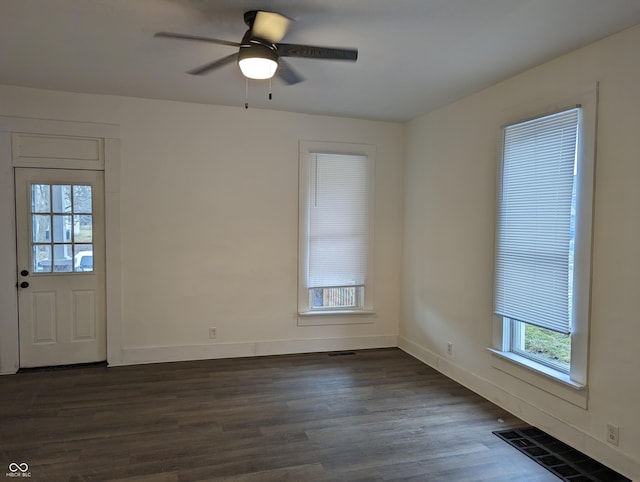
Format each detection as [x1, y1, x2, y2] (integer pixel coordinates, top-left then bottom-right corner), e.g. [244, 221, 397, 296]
[15, 168, 106, 367]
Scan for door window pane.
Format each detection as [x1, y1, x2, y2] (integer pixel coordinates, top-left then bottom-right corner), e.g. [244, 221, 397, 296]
[32, 215, 51, 242]
[74, 244, 93, 272]
[53, 244, 73, 272]
[33, 245, 51, 273]
[74, 215, 93, 242]
[53, 215, 72, 243]
[73, 185, 92, 213]
[31, 184, 50, 213]
[52, 185, 72, 213]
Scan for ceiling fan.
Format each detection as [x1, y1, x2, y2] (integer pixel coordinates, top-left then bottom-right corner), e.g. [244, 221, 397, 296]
[154, 10, 358, 85]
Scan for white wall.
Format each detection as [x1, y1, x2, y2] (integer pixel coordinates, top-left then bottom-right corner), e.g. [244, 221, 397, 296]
[0, 85, 404, 367]
[401, 25, 640, 478]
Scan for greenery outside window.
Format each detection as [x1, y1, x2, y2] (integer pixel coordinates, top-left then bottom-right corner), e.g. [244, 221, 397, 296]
[510, 320, 571, 374]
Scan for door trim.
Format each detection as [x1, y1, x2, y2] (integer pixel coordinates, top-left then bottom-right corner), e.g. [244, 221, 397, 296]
[0, 115, 121, 373]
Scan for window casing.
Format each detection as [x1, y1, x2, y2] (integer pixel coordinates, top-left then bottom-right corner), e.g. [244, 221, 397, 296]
[298, 142, 375, 320]
[491, 90, 597, 395]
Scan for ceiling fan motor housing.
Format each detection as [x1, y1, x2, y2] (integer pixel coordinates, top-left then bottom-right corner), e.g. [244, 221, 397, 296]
[238, 33, 279, 79]
[238, 28, 278, 64]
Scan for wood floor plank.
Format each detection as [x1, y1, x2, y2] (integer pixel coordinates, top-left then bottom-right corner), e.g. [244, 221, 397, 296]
[0, 348, 556, 481]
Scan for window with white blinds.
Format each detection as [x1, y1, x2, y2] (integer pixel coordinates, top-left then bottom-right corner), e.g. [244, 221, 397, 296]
[298, 141, 375, 317]
[307, 152, 369, 289]
[494, 107, 580, 335]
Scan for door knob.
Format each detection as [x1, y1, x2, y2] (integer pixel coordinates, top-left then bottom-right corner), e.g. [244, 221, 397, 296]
[21, 270, 29, 276]
[20, 281, 29, 288]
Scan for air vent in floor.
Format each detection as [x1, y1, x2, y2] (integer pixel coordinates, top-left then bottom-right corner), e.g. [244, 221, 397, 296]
[494, 427, 630, 481]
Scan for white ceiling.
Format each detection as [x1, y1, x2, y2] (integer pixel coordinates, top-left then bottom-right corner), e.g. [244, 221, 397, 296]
[2, 0, 640, 122]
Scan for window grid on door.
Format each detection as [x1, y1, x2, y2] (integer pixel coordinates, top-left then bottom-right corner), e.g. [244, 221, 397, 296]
[31, 183, 94, 274]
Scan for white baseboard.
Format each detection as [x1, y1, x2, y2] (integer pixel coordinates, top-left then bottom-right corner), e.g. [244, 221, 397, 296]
[398, 336, 640, 481]
[119, 335, 398, 366]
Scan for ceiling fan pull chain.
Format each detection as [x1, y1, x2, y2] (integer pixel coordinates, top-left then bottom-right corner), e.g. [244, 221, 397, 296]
[245, 78, 249, 109]
[269, 78, 273, 100]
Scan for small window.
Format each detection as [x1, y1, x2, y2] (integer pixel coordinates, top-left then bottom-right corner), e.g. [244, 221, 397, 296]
[298, 142, 375, 319]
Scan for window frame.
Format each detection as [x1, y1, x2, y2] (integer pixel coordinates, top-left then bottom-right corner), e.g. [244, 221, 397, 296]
[298, 141, 376, 324]
[489, 87, 597, 406]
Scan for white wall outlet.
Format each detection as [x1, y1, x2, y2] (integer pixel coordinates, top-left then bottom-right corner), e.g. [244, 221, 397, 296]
[209, 327, 217, 339]
[607, 424, 619, 446]
[447, 342, 453, 357]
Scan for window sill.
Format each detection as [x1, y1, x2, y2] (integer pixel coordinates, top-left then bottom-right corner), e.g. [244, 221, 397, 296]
[299, 310, 375, 316]
[488, 348, 588, 409]
[297, 310, 376, 326]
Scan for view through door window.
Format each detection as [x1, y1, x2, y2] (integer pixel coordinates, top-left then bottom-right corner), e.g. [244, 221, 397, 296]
[31, 184, 94, 273]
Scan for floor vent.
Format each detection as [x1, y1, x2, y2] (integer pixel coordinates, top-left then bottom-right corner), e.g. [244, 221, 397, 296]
[327, 351, 356, 357]
[494, 427, 630, 481]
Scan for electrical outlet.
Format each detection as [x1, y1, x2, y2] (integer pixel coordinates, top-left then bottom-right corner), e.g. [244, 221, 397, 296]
[209, 327, 217, 339]
[447, 342, 453, 357]
[607, 424, 619, 446]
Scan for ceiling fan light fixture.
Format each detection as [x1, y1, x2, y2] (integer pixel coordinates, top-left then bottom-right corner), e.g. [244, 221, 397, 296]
[239, 57, 278, 79]
[238, 43, 278, 80]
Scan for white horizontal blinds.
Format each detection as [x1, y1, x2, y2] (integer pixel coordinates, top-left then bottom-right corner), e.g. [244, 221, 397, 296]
[307, 152, 369, 289]
[495, 108, 579, 334]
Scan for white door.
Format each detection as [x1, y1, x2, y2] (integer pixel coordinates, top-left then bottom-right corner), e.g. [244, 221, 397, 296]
[15, 168, 106, 367]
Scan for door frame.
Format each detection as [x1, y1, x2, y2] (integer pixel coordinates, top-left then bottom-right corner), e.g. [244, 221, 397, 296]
[0, 115, 122, 373]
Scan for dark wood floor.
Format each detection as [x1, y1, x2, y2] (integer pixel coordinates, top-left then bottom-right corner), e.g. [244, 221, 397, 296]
[0, 348, 557, 481]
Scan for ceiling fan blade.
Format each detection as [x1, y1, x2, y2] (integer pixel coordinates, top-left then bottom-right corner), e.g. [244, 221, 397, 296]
[276, 59, 304, 85]
[251, 11, 291, 43]
[277, 43, 358, 61]
[154, 32, 240, 48]
[187, 53, 238, 76]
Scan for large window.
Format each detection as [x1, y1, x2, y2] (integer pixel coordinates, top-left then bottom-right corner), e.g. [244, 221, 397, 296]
[298, 142, 375, 319]
[493, 96, 596, 391]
